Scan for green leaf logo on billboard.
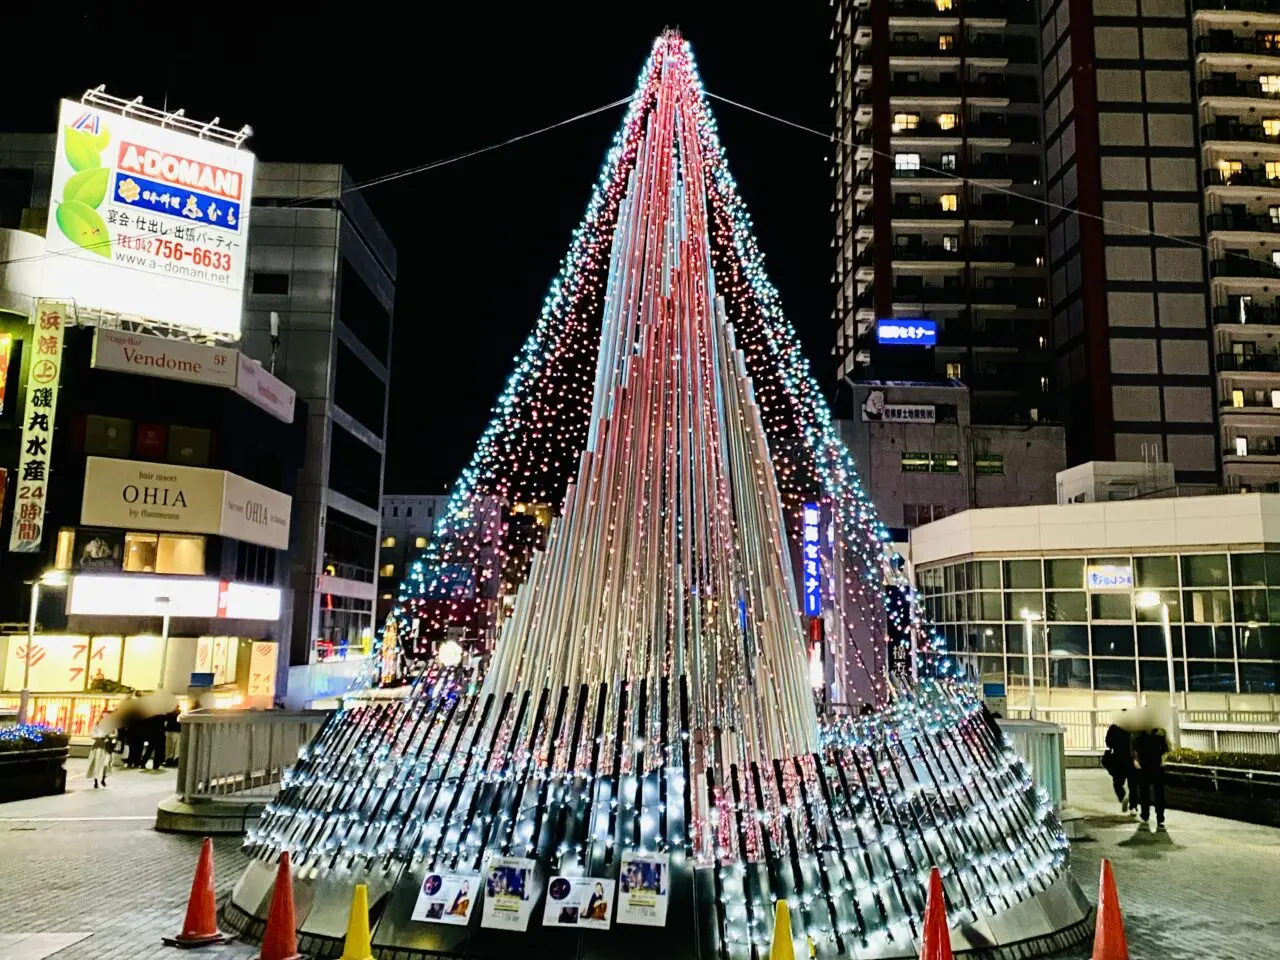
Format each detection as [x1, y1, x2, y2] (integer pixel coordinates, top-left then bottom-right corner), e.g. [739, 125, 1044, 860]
[55, 123, 111, 258]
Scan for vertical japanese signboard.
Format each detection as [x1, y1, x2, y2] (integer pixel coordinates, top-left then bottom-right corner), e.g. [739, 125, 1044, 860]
[9, 302, 68, 553]
[801, 502, 822, 617]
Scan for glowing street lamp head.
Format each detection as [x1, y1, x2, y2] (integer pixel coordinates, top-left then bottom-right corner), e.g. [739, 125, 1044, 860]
[40, 570, 69, 587]
[1135, 591, 1162, 610]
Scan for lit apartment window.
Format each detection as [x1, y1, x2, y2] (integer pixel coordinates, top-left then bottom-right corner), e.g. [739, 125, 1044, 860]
[415, 536, 428, 548]
[935, 0, 953, 9]
[941, 193, 959, 212]
[1269, 161, 1280, 181]
[1236, 436, 1249, 456]
[1260, 32, 1280, 50]
[938, 34, 954, 51]
[1263, 75, 1280, 93]
[941, 153, 957, 171]
[381, 593, 393, 601]
[893, 113, 920, 132]
[1265, 118, 1280, 137]
[1040, 375, 1049, 392]
[895, 153, 921, 171]
[1271, 206, 1280, 224]
[946, 362, 963, 378]
[122, 533, 205, 575]
[938, 113, 958, 131]
[1272, 250, 1280, 267]
[379, 563, 395, 577]
[381, 536, 396, 548]
[1219, 159, 1243, 182]
[942, 235, 959, 252]
[1272, 389, 1280, 408]
[1233, 389, 1246, 407]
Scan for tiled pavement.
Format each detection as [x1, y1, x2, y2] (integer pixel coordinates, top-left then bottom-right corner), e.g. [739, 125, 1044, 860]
[0, 761, 1277, 958]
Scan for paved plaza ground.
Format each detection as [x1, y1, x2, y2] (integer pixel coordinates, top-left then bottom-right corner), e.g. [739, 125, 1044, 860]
[0, 761, 1276, 959]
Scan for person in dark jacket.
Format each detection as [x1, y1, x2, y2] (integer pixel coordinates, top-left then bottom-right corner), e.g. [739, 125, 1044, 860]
[1103, 720, 1137, 812]
[1133, 727, 1170, 829]
[139, 713, 168, 770]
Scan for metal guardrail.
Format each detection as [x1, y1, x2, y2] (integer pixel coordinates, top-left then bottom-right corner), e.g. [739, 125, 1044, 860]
[176, 708, 329, 803]
[1005, 706, 1280, 754]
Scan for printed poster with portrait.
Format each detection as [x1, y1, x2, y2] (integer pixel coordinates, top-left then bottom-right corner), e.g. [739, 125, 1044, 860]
[481, 856, 537, 932]
[542, 876, 614, 930]
[617, 851, 669, 927]
[411, 871, 478, 926]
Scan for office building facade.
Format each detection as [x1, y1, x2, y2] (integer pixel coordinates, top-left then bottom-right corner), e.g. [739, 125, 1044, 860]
[832, 0, 1054, 427]
[378, 494, 450, 623]
[239, 164, 396, 699]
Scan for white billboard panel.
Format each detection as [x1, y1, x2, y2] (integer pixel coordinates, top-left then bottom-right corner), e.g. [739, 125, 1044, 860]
[42, 99, 255, 336]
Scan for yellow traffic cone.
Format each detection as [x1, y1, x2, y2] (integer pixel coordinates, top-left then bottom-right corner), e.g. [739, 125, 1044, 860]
[340, 883, 374, 960]
[770, 899, 795, 960]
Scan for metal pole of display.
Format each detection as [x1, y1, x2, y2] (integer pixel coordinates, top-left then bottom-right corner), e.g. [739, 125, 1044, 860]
[1020, 610, 1041, 720]
[18, 580, 40, 725]
[1161, 602, 1180, 748]
[157, 597, 172, 692]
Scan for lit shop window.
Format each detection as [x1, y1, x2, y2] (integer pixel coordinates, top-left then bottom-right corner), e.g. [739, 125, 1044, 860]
[1218, 159, 1243, 182]
[941, 193, 959, 212]
[895, 153, 922, 171]
[55, 528, 75, 570]
[122, 533, 205, 575]
[1265, 118, 1280, 137]
[938, 113, 958, 131]
[938, 34, 954, 51]
[893, 113, 920, 132]
[1262, 75, 1280, 94]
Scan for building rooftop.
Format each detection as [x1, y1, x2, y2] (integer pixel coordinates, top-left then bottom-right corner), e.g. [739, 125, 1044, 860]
[910, 492, 1280, 565]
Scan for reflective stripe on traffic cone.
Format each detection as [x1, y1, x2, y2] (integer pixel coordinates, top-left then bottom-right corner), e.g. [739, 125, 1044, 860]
[1092, 858, 1129, 960]
[340, 883, 374, 960]
[254, 850, 302, 960]
[919, 866, 953, 960]
[163, 837, 228, 948]
[769, 899, 795, 960]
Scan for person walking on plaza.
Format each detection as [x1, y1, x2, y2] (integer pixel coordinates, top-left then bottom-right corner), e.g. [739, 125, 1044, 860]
[86, 719, 113, 789]
[1133, 725, 1170, 830]
[139, 712, 168, 770]
[1103, 715, 1137, 812]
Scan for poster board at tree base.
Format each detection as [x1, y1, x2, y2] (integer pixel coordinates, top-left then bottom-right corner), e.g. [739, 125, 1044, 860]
[480, 856, 536, 931]
[411, 871, 478, 926]
[542, 876, 614, 930]
[616, 851, 669, 926]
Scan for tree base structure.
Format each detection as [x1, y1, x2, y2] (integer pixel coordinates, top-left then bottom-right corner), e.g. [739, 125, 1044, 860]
[224, 683, 1091, 959]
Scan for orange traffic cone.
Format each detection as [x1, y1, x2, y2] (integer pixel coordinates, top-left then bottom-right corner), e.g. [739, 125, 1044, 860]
[918, 866, 953, 960]
[255, 851, 303, 960]
[1092, 858, 1129, 960]
[163, 837, 228, 947]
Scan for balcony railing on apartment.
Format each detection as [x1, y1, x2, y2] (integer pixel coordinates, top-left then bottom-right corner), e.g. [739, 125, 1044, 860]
[1227, 438, 1280, 455]
[1214, 303, 1280, 325]
[1207, 212, 1280, 234]
[891, 160, 1039, 180]
[1210, 257, 1280, 279]
[1195, 35, 1280, 56]
[887, 37, 1037, 61]
[1217, 351, 1280, 371]
[891, 283, 1045, 306]
[1200, 123, 1280, 145]
[1194, 0, 1280, 12]
[1199, 78, 1280, 100]
[1204, 166, 1280, 188]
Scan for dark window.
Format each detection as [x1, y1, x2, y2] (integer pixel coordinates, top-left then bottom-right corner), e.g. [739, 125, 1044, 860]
[339, 261, 391, 364]
[0, 168, 34, 230]
[235, 541, 278, 584]
[328, 421, 381, 509]
[334, 340, 387, 437]
[251, 272, 290, 295]
[323, 506, 378, 580]
[85, 415, 133, 457]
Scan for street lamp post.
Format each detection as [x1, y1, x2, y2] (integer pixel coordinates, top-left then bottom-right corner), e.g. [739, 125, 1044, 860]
[1020, 608, 1043, 720]
[1136, 591, 1179, 747]
[18, 570, 70, 725]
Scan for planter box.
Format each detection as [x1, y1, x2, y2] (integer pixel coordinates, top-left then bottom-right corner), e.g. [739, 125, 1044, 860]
[0, 746, 68, 802]
[1164, 762, 1280, 828]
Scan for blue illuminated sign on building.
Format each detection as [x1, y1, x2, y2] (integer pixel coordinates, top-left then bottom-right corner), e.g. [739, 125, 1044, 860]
[877, 319, 938, 346]
[802, 502, 821, 617]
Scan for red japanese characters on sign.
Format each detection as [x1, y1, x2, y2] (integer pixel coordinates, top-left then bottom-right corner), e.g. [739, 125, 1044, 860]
[9, 302, 69, 554]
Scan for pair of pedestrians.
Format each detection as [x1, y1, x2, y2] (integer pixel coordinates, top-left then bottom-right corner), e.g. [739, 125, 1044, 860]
[1103, 719, 1170, 829]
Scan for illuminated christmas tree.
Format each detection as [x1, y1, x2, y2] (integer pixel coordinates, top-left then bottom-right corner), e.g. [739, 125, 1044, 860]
[226, 33, 1090, 958]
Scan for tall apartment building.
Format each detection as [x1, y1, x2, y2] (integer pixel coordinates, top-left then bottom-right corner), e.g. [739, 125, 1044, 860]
[832, 0, 1054, 427]
[239, 164, 396, 699]
[377, 493, 450, 623]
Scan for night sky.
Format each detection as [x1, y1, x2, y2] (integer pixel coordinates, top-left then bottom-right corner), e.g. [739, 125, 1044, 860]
[2, 7, 834, 494]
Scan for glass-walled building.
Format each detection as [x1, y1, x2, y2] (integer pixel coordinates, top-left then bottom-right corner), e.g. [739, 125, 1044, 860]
[911, 494, 1280, 707]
